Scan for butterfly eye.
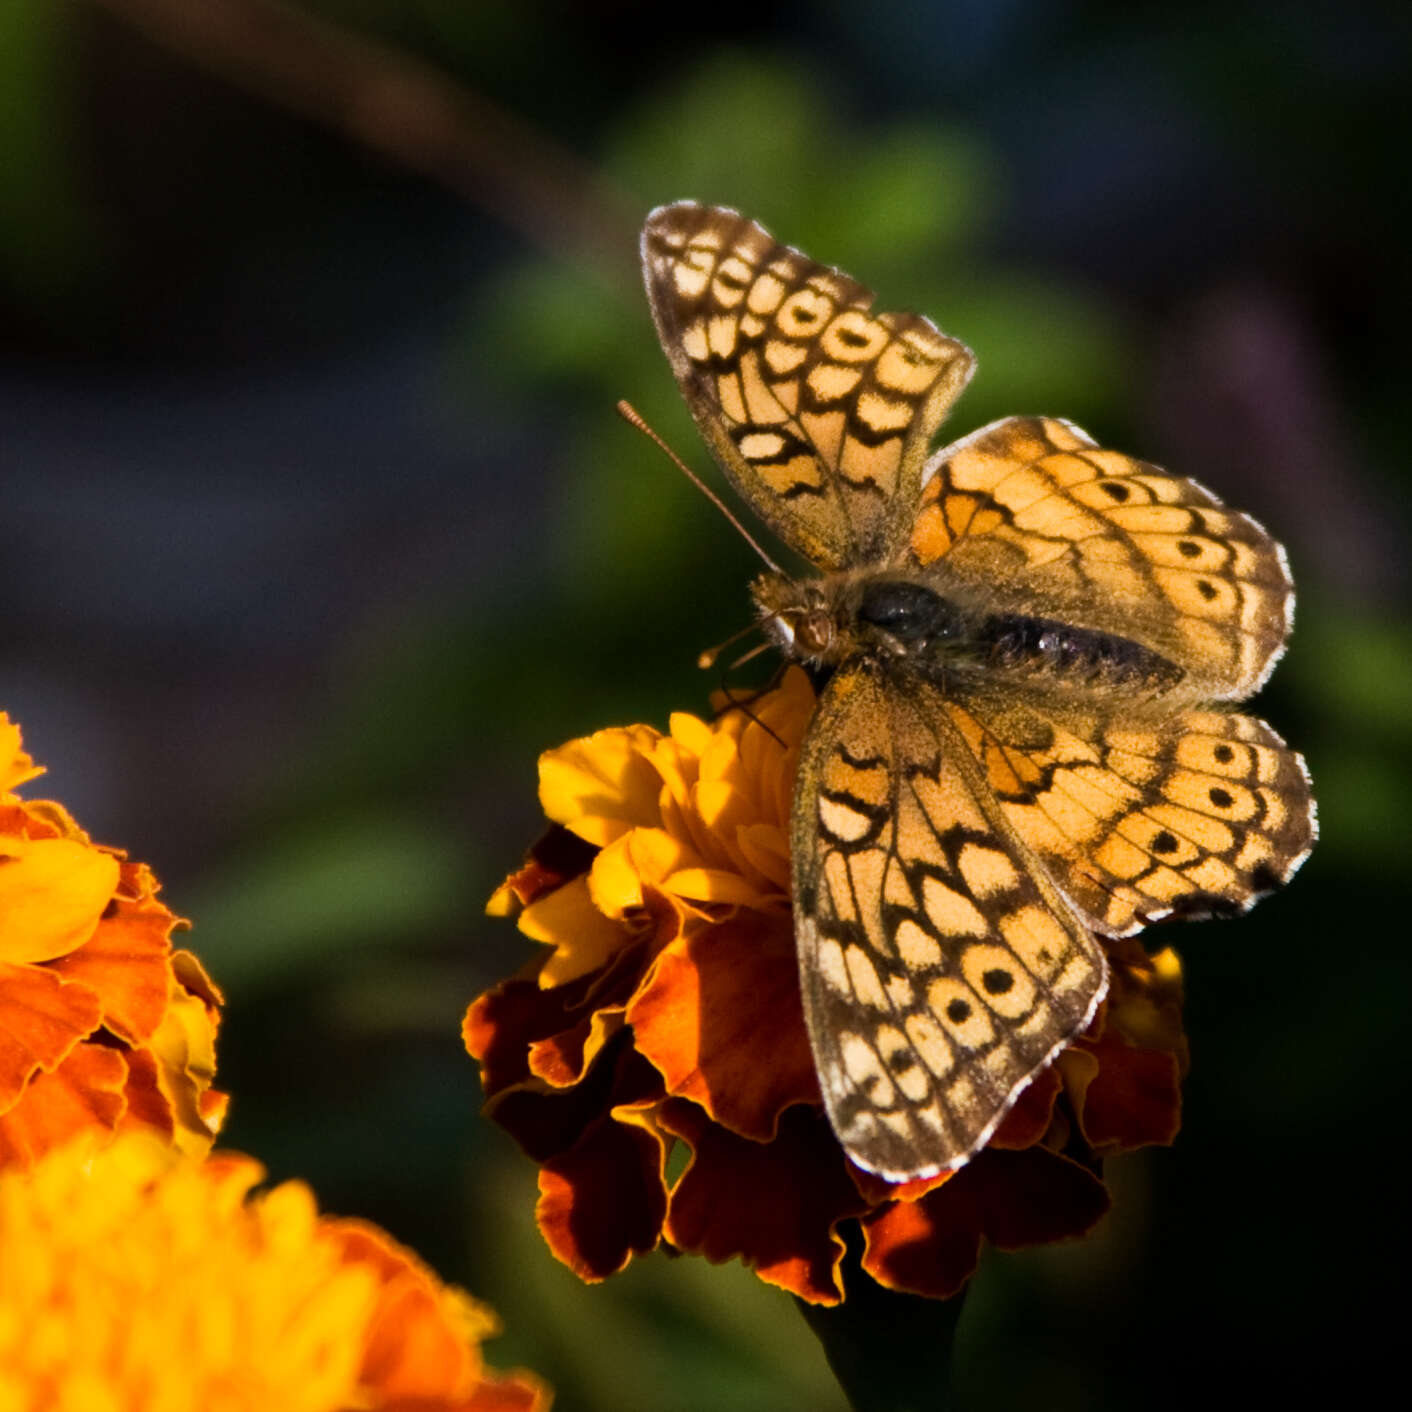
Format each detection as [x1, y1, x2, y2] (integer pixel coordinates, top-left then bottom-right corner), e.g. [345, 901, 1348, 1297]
[796, 610, 836, 656]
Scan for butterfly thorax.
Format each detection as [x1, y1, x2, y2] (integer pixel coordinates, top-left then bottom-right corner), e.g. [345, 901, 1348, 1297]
[753, 570, 1187, 697]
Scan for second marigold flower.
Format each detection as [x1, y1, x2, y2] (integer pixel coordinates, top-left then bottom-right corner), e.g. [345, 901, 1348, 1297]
[467, 671, 1188, 1305]
[0, 1133, 550, 1412]
[0, 714, 226, 1171]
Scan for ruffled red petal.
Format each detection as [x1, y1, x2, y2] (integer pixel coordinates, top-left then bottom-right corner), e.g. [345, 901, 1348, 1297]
[116, 1043, 175, 1138]
[0, 1042, 127, 1168]
[990, 1065, 1063, 1150]
[1070, 1036, 1182, 1154]
[461, 1372, 552, 1412]
[861, 1147, 1111, 1299]
[465, 945, 646, 1099]
[536, 1100, 668, 1281]
[50, 891, 174, 1045]
[662, 1099, 869, 1306]
[0, 961, 102, 1110]
[628, 913, 818, 1141]
[486, 825, 598, 918]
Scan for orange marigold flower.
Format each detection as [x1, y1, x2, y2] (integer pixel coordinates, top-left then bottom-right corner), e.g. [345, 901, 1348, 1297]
[467, 670, 1189, 1304]
[0, 713, 226, 1169]
[0, 1133, 551, 1412]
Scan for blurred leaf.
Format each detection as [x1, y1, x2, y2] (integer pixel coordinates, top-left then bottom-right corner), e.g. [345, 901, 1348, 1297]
[0, 0, 95, 307]
[814, 124, 1003, 274]
[931, 274, 1131, 430]
[1289, 606, 1412, 741]
[608, 53, 824, 221]
[185, 816, 466, 992]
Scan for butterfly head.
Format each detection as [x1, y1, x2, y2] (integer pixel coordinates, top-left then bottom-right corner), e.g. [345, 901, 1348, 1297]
[751, 572, 852, 667]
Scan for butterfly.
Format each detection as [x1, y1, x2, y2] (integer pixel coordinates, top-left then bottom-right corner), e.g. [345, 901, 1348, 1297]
[640, 202, 1316, 1181]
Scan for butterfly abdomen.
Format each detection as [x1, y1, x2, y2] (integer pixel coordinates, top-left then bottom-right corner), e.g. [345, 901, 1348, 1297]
[759, 571, 1187, 697]
[973, 611, 1186, 692]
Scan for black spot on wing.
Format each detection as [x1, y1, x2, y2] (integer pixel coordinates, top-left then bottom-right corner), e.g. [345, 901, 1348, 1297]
[982, 968, 1014, 995]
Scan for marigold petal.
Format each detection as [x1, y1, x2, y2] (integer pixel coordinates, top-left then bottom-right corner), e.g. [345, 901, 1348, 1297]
[989, 1066, 1063, 1150]
[527, 1007, 625, 1088]
[461, 1369, 555, 1412]
[846, 1162, 952, 1207]
[143, 980, 226, 1154]
[465, 956, 646, 1099]
[0, 961, 103, 1111]
[171, 946, 224, 1007]
[660, 866, 766, 906]
[0, 1135, 549, 1412]
[48, 893, 174, 1045]
[0, 838, 120, 966]
[1069, 1039, 1183, 1154]
[859, 1190, 981, 1302]
[971, 1147, 1110, 1249]
[536, 1104, 667, 1281]
[1108, 944, 1187, 1062]
[0, 715, 41, 794]
[487, 825, 599, 920]
[649, 735, 704, 813]
[586, 834, 649, 916]
[116, 1045, 175, 1138]
[667, 710, 715, 759]
[628, 915, 818, 1140]
[733, 822, 791, 893]
[861, 1147, 1110, 1299]
[519, 876, 630, 987]
[485, 1038, 661, 1165]
[538, 727, 665, 845]
[0, 1043, 127, 1169]
[661, 1100, 867, 1306]
[465, 973, 555, 1095]
[13, 796, 91, 845]
[326, 1218, 489, 1401]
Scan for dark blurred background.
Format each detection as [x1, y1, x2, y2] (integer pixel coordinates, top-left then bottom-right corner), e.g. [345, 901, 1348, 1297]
[3, 2, 1407, 1406]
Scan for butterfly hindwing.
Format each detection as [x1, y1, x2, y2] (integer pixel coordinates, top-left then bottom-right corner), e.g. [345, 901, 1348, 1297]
[945, 692, 1317, 936]
[792, 661, 1108, 1179]
[909, 415, 1293, 697]
[643, 202, 975, 569]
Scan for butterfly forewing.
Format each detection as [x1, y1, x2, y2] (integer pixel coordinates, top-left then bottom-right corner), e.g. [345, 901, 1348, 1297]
[793, 663, 1107, 1179]
[643, 202, 975, 568]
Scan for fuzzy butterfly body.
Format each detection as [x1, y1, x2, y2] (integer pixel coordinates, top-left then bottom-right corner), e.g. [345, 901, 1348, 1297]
[641, 201, 1315, 1181]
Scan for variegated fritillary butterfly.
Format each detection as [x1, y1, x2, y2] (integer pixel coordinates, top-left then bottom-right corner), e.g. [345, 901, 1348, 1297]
[641, 202, 1315, 1181]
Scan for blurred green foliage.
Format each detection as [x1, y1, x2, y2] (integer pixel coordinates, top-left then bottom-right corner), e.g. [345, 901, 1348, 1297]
[0, 0, 95, 313]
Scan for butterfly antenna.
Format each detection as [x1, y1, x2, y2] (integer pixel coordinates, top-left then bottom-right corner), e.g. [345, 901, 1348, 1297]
[725, 639, 775, 673]
[715, 674, 785, 747]
[616, 400, 783, 575]
[697, 620, 763, 671]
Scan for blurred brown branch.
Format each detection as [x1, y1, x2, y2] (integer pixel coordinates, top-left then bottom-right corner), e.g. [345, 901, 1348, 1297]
[85, 0, 641, 290]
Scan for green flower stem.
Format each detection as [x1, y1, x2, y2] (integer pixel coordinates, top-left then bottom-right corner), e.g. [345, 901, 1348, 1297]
[795, 1225, 967, 1412]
